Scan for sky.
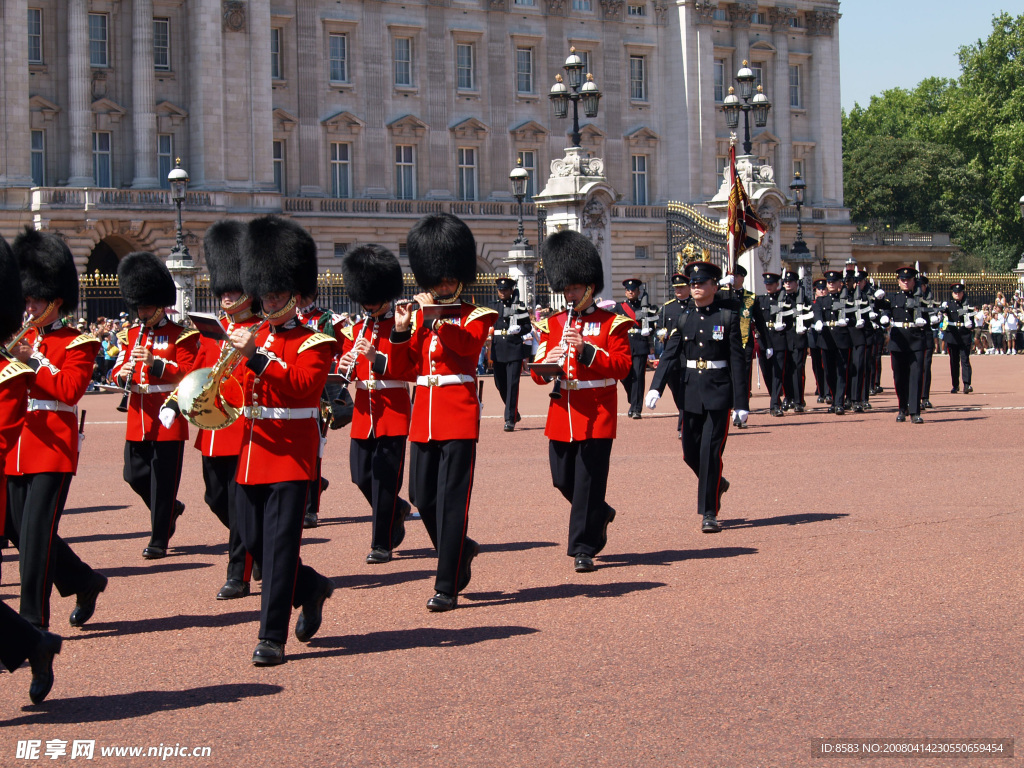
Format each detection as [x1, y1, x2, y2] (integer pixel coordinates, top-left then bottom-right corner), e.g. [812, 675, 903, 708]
[838, 1, 1015, 113]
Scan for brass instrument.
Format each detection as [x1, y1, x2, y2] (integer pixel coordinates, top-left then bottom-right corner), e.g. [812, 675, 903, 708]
[4, 316, 36, 354]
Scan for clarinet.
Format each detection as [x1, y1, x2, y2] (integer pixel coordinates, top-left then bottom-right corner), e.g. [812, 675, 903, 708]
[549, 304, 577, 400]
[338, 314, 373, 386]
[116, 323, 150, 413]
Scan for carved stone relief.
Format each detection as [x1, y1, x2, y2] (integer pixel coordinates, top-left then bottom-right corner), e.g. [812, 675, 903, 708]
[223, 1, 246, 32]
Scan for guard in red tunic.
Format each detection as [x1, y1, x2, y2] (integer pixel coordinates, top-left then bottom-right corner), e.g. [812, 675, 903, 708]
[112, 252, 200, 559]
[0, 236, 63, 704]
[337, 245, 413, 565]
[4, 228, 107, 630]
[391, 214, 496, 612]
[228, 215, 335, 666]
[531, 231, 632, 573]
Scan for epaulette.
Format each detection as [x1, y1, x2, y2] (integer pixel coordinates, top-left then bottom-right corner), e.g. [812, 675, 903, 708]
[339, 325, 355, 341]
[67, 333, 100, 349]
[534, 318, 550, 334]
[176, 328, 200, 343]
[0, 359, 34, 383]
[466, 305, 498, 325]
[298, 332, 336, 354]
[117, 329, 129, 345]
[664, 299, 677, 306]
[610, 314, 635, 333]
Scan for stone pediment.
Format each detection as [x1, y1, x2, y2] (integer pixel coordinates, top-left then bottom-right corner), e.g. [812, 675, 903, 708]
[273, 108, 298, 133]
[91, 98, 127, 121]
[579, 123, 606, 141]
[155, 101, 188, 132]
[752, 130, 780, 146]
[387, 114, 429, 138]
[750, 40, 777, 54]
[625, 126, 660, 147]
[323, 110, 365, 136]
[29, 95, 60, 129]
[509, 120, 549, 142]
[450, 117, 489, 140]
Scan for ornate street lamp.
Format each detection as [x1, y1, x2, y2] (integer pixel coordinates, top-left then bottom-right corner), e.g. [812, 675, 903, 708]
[721, 60, 771, 155]
[168, 158, 190, 261]
[789, 171, 809, 260]
[549, 47, 601, 148]
[509, 159, 530, 247]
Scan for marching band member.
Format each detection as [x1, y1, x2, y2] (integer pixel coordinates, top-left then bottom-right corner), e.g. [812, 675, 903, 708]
[656, 273, 691, 435]
[390, 213, 496, 611]
[337, 245, 412, 565]
[112, 252, 200, 559]
[812, 270, 853, 415]
[229, 215, 335, 665]
[754, 272, 786, 417]
[532, 231, 631, 572]
[781, 270, 810, 412]
[4, 228, 106, 630]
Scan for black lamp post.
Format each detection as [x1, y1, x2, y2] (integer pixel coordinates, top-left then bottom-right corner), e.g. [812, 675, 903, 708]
[549, 47, 601, 149]
[509, 159, 530, 247]
[722, 60, 771, 156]
[168, 158, 190, 261]
[789, 171, 810, 260]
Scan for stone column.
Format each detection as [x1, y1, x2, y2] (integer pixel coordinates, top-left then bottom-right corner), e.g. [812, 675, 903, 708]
[295, 1, 323, 196]
[131, 0, 158, 188]
[728, 1, 753, 75]
[187, 1, 225, 189]
[770, 7, 793, 190]
[67, 0, 94, 186]
[424, 0, 450, 197]
[808, 8, 841, 205]
[0, 0, 33, 187]
[504, 245, 538, 307]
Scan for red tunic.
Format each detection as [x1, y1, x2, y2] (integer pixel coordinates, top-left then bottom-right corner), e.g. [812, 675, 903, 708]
[5, 324, 98, 475]
[337, 314, 412, 439]
[234, 322, 334, 485]
[193, 314, 262, 458]
[530, 308, 633, 441]
[0, 357, 33, 533]
[390, 302, 496, 442]
[111, 319, 200, 442]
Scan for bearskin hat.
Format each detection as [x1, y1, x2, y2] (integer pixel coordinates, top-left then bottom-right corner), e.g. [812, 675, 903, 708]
[13, 227, 79, 314]
[241, 215, 318, 300]
[541, 230, 603, 294]
[342, 244, 404, 307]
[406, 213, 477, 289]
[0, 236, 24, 341]
[203, 219, 247, 297]
[117, 252, 176, 310]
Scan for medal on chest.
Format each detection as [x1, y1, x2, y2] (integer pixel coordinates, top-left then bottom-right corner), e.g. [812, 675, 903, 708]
[712, 325, 725, 341]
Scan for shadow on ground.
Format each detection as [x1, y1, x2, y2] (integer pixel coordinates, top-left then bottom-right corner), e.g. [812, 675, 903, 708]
[462, 579, 667, 608]
[290, 624, 538, 661]
[721, 512, 848, 528]
[67, 609, 257, 640]
[598, 546, 758, 568]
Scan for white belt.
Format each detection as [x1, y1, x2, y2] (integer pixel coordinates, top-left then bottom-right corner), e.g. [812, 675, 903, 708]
[686, 359, 727, 370]
[243, 406, 319, 420]
[891, 322, 921, 329]
[556, 377, 615, 390]
[416, 374, 475, 387]
[130, 383, 175, 394]
[355, 380, 406, 391]
[27, 399, 77, 414]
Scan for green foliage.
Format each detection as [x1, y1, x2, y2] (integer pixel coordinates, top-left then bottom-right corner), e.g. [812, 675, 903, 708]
[842, 12, 1024, 271]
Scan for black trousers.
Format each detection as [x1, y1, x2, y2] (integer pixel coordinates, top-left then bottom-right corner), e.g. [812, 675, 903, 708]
[123, 440, 185, 550]
[409, 439, 476, 596]
[0, 600, 42, 673]
[304, 438, 327, 522]
[785, 348, 807, 405]
[741, 344, 755, 397]
[201, 455, 252, 583]
[891, 348, 925, 415]
[810, 347, 828, 398]
[922, 343, 934, 399]
[666, 370, 685, 431]
[5, 473, 96, 629]
[824, 347, 850, 407]
[873, 340, 884, 388]
[621, 355, 647, 413]
[492, 360, 523, 424]
[548, 438, 614, 557]
[681, 408, 730, 518]
[764, 349, 786, 408]
[350, 435, 407, 552]
[849, 343, 868, 403]
[237, 480, 327, 644]
[948, 344, 972, 389]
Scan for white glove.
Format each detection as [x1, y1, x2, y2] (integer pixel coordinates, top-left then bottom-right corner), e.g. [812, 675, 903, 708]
[719, 274, 735, 288]
[930, 315, 939, 326]
[735, 409, 749, 424]
[158, 407, 177, 429]
[837, 317, 848, 327]
[869, 311, 878, 320]
[880, 315, 891, 326]
[656, 328, 668, 339]
[941, 302, 949, 309]
[773, 321, 786, 331]
[644, 390, 661, 410]
[874, 289, 886, 299]
[796, 326, 807, 335]
[965, 317, 974, 329]
[856, 319, 865, 328]
[765, 348, 774, 359]
[813, 320, 823, 332]
[914, 317, 927, 327]
[508, 324, 521, 335]
[640, 328, 651, 337]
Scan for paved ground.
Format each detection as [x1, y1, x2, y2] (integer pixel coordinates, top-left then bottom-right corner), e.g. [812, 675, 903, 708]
[1, 355, 1020, 767]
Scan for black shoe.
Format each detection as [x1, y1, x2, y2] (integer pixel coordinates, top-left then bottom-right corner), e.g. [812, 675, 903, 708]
[793, 404, 805, 413]
[295, 577, 334, 643]
[827, 405, 836, 414]
[834, 407, 846, 415]
[69, 573, 107, 627]
[252, 639, 285, 666]
[142, 545, 166, 560]
[911, 414, 924, 424]
[896, 411, 907, 423]
[782, 400, 793, 411]
[951, 387, 960, 394]
[252, 561, 262, 582]
[852, 404, 864, 413]
[365, 546, 392, 565]
[457, 538, 480, 592]
[825, 395, 833, 405]
[303, 511, 318, 529]
[771, 406, 783, 417]
[864, 402, 873, 410]
[216, 579, 250, 600]
[717, 478, 730, 510]
[922, 400, 933, 410]
[574, 554, 596, 573]
[816, 396, 826, 403]
[320, 476, 330, 493]
[964, 385, 973, 394]
[28, 632, 62, 704]
[426, 592, 457, 612]
[168, 500, 185, 540]
[702, 516, 722, 534]
[515, 412, 522, 423]
[504, 421, 515, 432]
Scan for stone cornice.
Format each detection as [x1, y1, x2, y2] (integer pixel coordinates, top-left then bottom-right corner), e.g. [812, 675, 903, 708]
[806, 8, 838, 37]
[768, 6, 796, 31]
[600, 0, 624, 22]
[728, 1, 758, 28]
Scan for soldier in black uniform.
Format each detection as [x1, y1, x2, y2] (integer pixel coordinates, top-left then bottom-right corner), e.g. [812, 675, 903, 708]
[808, 278, 829, 403]
[781, 270, 811, 412]
[941, 282, 974, 394]
[615, 279, 656, 418]
[845, 269, 872, 413]
[755, 272, 787, 416]
[723, 264, 768, 427]
[655, 273, 690, 434]
[918, 275, 938, 409]
[646, 260, 747, 533]
[877, 266, 933, 423]
[490, 277, 533, 432]
[812, 270, 852, 415]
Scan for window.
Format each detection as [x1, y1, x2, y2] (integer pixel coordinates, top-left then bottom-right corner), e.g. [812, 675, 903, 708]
[572, 0, 592, 10]
[789, 65, 802, 108]
[577, 50, 591, 78]
[627, 4, 647, 16]
[631, 155, 648, 205]
[92, 132, 112, 187]
[713, 8, 727, 20]
[333, 243, 351, 259]
[751, 12, 767, 24]
[634, 245, 649, 260]
[457, 147, 477, 201]
[514, 0, 536, 6]
[273, 140, 285, 193]
[31, 131, 45, 186]
[716, 155, 729, 181]
[329, 33, 347, 83]
[157, 134, 173, 189]
[89, 14, 108, 67]
[456, 43, 475, 90]
[28, 9, 43, 64]
[270, 28, 282, 79]
[750, 63, 764, 90]
[395, 145, 415, 200]
[516, 47, 533, 94]
[330, 142, 351, 198]
[517, 150, 536, 200]
[153, 18, 170, 71]
[789, 16, 803, 28]
[713, 59, 726, 102]
[629, 55, 647, 101]
[394, 37, 412, 87]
